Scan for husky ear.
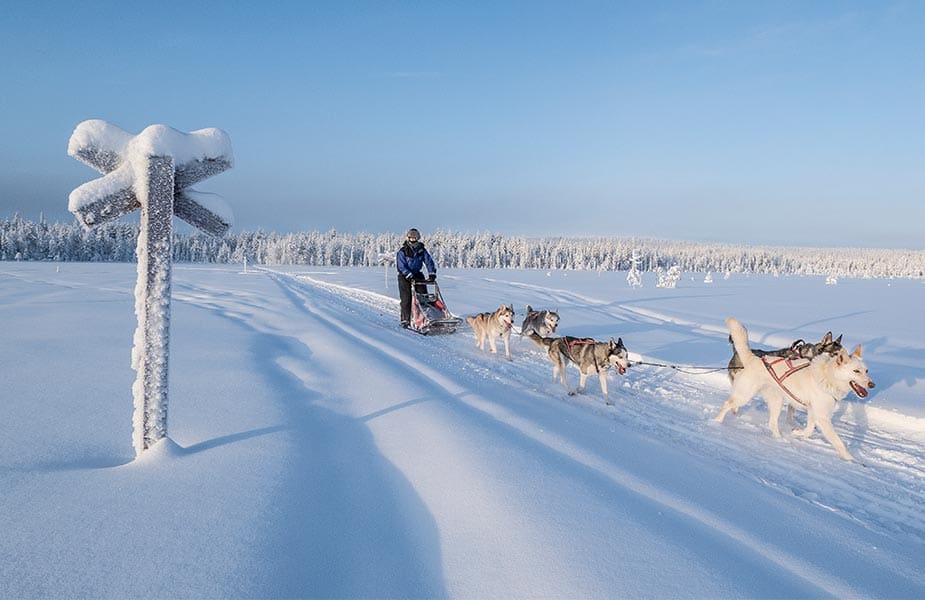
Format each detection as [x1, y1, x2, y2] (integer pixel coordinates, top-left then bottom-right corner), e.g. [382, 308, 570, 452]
[836, 349, 849, 365]
[616, 337, 623, 346]
[835, 334, 843, 345]
[851, 344, 863, 358]
[822, 332, 833, 344]
[609, 337, 617, 348]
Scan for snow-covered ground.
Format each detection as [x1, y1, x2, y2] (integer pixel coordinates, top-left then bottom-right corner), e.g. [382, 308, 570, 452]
[2, 262, 924, 598]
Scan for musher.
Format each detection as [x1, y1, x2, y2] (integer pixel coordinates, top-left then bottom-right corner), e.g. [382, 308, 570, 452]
[396, 227, 437, 328]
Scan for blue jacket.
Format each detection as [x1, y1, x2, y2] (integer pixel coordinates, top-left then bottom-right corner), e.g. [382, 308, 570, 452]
[397, 241, 436, 278]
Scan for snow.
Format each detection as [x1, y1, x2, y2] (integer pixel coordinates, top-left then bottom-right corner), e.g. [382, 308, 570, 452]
[66, 163, 134, 214]
[124, 124, 233, 167]
[68, 120, 233, 171]
[66, 119, 135, 166]
[67, 120, 234, 214]
[1, 262, 924, 598]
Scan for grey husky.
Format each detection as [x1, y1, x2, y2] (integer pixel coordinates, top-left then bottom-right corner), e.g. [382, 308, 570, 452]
[527, 332, 630, 404]
[520, 305, 559, 338]
[715, 317, 874, 461]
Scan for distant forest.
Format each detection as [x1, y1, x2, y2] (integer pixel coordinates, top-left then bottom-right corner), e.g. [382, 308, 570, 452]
[2, 214, 924, 279]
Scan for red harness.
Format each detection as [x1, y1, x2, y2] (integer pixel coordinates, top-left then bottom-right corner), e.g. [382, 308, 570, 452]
[762, 356, 810, 406]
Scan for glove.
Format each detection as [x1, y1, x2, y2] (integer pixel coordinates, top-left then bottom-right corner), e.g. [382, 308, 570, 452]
[428, 273, 436, 282]
[405, 272, 414, 281]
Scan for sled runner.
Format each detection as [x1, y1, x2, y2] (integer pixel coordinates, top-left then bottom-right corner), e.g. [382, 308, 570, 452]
[409, 279, 462, 335]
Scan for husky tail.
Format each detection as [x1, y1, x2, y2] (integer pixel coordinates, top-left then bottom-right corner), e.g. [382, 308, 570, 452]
[726, 317, 754, 362]
[715, 318, 757, 424]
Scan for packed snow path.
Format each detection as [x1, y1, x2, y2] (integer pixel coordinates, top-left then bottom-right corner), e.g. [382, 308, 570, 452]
[195, 267, 925, 596]
[2, 263, 924, 598]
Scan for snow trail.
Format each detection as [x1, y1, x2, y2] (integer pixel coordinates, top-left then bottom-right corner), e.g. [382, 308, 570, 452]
[245, 268, 925, 597]
[264, 268, 925, 544]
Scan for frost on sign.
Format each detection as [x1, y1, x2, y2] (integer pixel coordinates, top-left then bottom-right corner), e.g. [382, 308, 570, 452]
[68, 120, 234, 456]
[68, 120, 233, 236]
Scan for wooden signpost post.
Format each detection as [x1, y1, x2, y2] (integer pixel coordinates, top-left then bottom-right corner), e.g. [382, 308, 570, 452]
[68, 120, 234, 455]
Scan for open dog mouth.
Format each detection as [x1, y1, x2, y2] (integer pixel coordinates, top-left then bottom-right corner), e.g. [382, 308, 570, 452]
[617, 364, 626, 375]
[850, 380, 869, 398]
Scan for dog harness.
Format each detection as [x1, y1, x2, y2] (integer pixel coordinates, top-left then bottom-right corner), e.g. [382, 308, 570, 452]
[762, 356, 811, 406]
[566, 338, 601, 372]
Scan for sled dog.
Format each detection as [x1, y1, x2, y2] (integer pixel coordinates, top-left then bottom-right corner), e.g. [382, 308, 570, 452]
[520, 305, 560, 338]
[728, 331, 843, 383]
[527, 332, 629, 404]
[715, 317, 874, 461]
[466, 304, 515, 359]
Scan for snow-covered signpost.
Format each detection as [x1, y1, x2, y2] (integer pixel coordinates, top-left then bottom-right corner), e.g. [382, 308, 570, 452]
[67, 120, 234, 456]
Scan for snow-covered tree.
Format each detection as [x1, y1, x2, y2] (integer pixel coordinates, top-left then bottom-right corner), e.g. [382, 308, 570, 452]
[3, 216, 925, 279]
[657, 265, 682, 288]
[626, 250, 642, 288]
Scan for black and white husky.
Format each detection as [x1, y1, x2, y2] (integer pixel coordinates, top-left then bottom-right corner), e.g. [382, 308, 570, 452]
[527, 332, 629, 404]
[520, 305, 559, 338]
[715, 317, 874, 461]
[727, 331, 843, 383]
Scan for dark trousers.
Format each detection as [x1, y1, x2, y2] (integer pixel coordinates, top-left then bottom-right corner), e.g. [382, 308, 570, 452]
[398, 273, 426, 324]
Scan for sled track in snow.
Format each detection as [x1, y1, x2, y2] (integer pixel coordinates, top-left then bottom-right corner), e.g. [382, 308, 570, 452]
[496, 281, 925, 541]
[229, 270, 925, 546]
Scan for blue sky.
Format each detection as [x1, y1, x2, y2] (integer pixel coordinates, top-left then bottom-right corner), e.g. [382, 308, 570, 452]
[1, 1, 923, 248]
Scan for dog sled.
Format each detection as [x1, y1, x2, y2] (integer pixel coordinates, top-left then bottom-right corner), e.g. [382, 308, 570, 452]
[409, 279, 462, 335]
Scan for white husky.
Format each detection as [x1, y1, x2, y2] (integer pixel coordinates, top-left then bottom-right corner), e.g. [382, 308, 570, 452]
[714, 317, 875, 461]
